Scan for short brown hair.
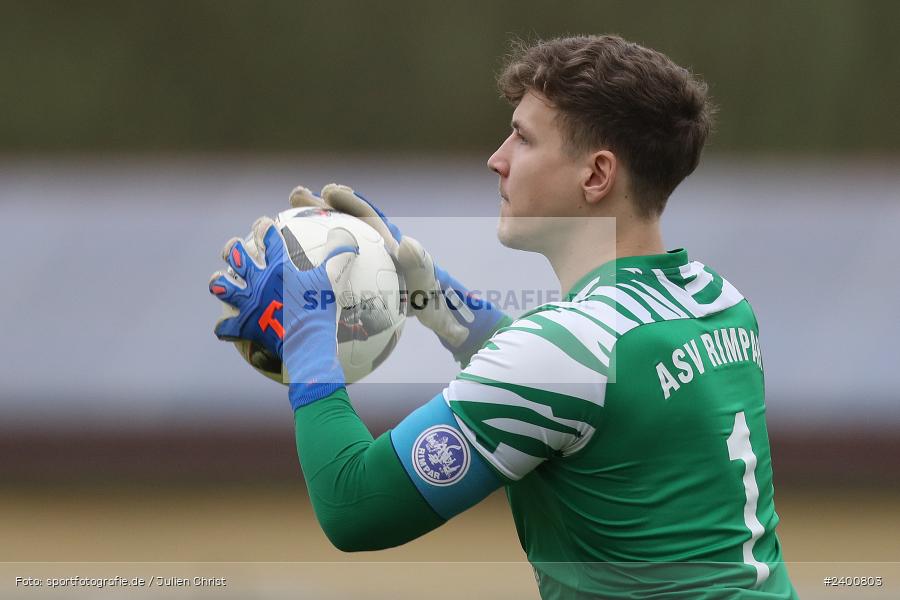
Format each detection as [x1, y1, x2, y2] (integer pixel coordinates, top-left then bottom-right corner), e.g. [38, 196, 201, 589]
[498, 35, 714, 217]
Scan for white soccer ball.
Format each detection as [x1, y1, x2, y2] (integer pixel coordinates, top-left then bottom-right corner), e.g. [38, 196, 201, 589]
[221, 207, 406, 384]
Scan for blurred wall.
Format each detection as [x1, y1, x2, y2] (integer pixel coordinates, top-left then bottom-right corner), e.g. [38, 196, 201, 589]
[2, 157, 898, 486]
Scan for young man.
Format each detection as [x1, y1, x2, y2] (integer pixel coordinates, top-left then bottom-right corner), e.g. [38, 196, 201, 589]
[209, 35, 797, 598]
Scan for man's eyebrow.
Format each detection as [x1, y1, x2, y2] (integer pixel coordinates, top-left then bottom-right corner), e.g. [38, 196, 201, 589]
[511, 119, 533, 137]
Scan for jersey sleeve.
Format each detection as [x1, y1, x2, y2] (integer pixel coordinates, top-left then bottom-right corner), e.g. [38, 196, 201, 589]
[444, 305, 610, 481]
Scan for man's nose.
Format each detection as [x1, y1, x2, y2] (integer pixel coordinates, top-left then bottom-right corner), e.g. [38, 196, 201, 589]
[487, 146, 508, 176]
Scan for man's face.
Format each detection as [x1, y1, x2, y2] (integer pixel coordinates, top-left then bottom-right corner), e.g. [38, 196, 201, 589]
[487, 91, 586, 252]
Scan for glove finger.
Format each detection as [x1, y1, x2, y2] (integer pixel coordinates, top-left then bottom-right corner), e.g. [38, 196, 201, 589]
[397, 237, 469, 346]
[220, 236, 240, 263]
[257, 221, 286, 267]
[321, 183, 401, 255]
[416, 291, 471, 347]
[208, 270, 244, 305]
[251, 216, 278, 266]
[289, 185, 327, 209]
[397, 236, 431, 273]
[223, 237, 254, 279]
[213, 314, 243, 341]
[397, 236, 441, 297]
[321, 227, 359, 307]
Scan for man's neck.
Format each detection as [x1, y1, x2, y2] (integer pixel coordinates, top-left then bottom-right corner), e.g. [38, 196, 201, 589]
[548, 219, 665, 295]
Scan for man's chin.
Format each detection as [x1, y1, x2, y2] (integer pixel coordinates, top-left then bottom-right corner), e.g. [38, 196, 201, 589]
[496, 227, 518, 250]
[497, 218, 542, 253]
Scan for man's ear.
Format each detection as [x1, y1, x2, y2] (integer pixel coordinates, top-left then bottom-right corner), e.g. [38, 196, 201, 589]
[583, 150, 616, 205]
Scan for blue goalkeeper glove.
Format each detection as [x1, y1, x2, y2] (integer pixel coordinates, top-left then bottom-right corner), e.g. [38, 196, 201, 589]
[209, 216, 359, 409]
[297, 184, 509, 365]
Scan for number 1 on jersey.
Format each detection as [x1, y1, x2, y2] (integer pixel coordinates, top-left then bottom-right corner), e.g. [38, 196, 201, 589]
[726, 411, 770, 586]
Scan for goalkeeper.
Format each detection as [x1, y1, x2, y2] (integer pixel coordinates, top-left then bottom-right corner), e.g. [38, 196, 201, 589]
[209, 35, 797, 599]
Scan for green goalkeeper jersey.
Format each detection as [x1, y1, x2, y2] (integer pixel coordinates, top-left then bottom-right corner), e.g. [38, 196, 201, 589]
[446, 249, 797, 599]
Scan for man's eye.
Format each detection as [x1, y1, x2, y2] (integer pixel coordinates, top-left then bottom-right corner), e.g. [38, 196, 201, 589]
[513, 131, 528, 144]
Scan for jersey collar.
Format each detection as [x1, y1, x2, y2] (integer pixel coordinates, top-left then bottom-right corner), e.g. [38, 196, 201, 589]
[564, 249, 690, 300]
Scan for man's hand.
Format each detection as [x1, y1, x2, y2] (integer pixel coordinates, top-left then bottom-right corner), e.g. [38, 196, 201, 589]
[209, 216, 359, 409]
[291, 183, 510, 365]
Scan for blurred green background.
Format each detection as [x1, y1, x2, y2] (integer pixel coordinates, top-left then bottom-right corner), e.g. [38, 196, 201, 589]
[2, 0, 897, 155]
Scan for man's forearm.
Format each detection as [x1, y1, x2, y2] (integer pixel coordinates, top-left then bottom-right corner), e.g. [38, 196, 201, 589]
[294, 388, 445, 551]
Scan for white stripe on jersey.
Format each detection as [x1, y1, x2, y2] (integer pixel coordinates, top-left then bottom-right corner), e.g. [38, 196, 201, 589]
[653, 263, 745, 318]
[573, 285, 655, 323]
[617, 282, 684, 320]
[447, 379, 598, 458]
[450, 409, 543, 480]
[519, 307, 613, 367]
[483, 417, 583, 456]
[551, 299, 641, 337]
[467, 328, 607, 400]
[571, 275, 602, 300]
[448, 378, 601, 422]
[562, 306, 619, 354]
[632, 280, 691, 318]
[682, 263, 714, 295]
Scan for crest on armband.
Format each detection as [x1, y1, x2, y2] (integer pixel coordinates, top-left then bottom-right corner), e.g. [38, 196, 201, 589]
[411, 426, 470, 486]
